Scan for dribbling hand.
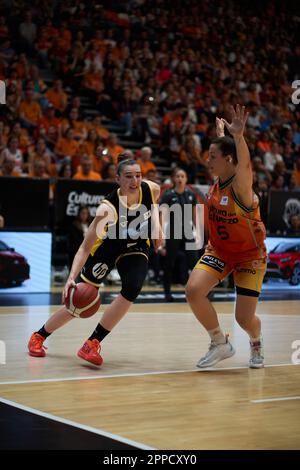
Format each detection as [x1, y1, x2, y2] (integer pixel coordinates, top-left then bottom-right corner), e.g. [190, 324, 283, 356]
[62, 278, 77, 304]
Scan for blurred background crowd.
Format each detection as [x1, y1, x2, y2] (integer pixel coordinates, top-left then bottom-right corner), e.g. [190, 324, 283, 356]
[0, 0, 299, 241]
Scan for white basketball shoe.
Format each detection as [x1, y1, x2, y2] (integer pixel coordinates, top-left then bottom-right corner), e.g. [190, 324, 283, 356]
[197, 336, 236, 369]
[249, 337, 264, 369]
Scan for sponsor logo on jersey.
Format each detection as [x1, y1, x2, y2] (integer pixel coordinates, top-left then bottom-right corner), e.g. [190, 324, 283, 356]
[200, 255, 226, 273]
[220, 196, 228, 206]
[236, 267, 256, 275]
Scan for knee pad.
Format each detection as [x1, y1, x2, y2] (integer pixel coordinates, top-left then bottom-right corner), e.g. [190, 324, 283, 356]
[121, 279, 143, 302]
[117, 254, 148, 301]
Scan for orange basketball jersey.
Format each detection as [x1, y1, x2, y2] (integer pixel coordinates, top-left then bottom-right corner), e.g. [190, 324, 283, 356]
[207, 175, 266, 263]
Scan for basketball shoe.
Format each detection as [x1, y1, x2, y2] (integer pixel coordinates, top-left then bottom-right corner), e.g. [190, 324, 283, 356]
[77, 339, 103, 366]
[28, 332, 47, 357]
[249, 337, 264, 369]
[197, 335, 235, 368]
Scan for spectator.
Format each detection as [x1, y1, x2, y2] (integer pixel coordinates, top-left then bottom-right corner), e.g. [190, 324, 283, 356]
[0, 154, 21, 177]
[102, 163, 117, 182]
[19, 88, 42, 131]
[105, 133, 125, 165]
[0, 136, 23, 174]
[45, 80, 68, 115]
[286, 214, 300, 236]
[263, 142, 283, 171]
[19, 12, 37, 53]
[136, 146, 156, 177]
[73, 154, 102, 181]
[293, 157, 300, 186]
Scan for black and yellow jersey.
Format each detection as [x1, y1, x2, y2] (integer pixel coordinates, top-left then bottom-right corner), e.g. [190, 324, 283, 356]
[80, 181, 155, 286]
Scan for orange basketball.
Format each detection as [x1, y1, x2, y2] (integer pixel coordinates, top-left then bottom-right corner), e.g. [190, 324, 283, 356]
[65, 282, 101, 318]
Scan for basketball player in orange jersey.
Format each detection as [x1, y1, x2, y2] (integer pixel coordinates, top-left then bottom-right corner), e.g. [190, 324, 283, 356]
[28, 158, 163, 365]
[186, 105, 266, 369]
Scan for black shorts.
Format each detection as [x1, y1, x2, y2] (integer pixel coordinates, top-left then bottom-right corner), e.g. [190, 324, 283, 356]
[80, 240, 149, 287]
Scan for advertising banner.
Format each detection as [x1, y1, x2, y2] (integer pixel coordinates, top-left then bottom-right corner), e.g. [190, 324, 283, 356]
[55, 179, 117, 228]
[263, 236, 300, 290]
[268, 191, 300, 234]
[0, 231, 52, 293]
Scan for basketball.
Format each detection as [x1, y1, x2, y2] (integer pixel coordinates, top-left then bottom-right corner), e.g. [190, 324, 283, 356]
[65, 283, 101, 318]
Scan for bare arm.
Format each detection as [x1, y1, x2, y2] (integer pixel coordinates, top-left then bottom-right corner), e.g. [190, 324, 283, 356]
[222, 105, 253, 208]
[62, 203, 114, 302]
[144, 180, 164, 252]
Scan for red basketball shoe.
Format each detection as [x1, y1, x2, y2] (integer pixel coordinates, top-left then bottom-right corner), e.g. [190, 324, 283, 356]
[28, 332, 47, 357]
[77, 339, 103, 366]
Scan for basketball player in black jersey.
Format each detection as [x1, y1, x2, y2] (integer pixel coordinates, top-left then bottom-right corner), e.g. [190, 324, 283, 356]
[28, 158, 163, 365]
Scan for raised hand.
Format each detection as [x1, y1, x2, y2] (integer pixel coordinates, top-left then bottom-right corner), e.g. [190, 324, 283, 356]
[221, 104, 249, 137]
[215, 117, 225, 137]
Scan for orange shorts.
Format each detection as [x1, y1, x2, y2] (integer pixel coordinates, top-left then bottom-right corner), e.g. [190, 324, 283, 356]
[195, 247, 267, 297]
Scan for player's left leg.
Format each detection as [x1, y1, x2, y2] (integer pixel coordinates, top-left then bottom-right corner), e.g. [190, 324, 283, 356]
[234, 258, 266, 368]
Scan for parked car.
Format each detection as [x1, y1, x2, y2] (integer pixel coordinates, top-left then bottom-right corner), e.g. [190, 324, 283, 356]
[0, 240, 30, 287]
[266, 241, 300, 286]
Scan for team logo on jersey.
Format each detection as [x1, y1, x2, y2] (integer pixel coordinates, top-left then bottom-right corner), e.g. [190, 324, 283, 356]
[220, 196, 228, 206]
[92, 263, 109, 279]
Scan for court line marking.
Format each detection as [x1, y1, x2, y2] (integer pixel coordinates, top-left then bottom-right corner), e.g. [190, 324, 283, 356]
[1, 310, 300, 318]
[0, 363, 297, 386]
[0, 397, 155, 450]
[251, 396, 300, 403]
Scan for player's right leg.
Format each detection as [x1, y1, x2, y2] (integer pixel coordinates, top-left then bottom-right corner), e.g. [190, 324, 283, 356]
[78, 253, 148, 366]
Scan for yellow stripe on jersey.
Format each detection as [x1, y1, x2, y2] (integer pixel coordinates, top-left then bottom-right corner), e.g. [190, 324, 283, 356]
[90, 236, 104, 256]
[90, 200, 118, 256]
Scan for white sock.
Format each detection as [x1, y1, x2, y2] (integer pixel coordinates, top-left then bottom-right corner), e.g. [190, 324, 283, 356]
[208, 327, 226, 345]
[250, 335, 262, 344]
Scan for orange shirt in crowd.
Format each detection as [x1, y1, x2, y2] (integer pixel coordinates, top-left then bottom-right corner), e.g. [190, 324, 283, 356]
[257, 141, 271, 153]
[0, 169, 20, 177]
[19, 100, 42, 124]
[73, 170, 102, 181]
[46, 89, 68, 113]
[136, 159, 156, 177]
[293, 169, 300, 185]
[55, 137, 79, 159]
[107, 144, 125, 165]
[163, 112, 183, 130]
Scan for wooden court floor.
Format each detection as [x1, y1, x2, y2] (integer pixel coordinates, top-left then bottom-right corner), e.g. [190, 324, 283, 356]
[0, 300, 299, 450]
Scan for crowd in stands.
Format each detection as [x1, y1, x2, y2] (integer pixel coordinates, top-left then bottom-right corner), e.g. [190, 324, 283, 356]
[0, 0, 300, 231]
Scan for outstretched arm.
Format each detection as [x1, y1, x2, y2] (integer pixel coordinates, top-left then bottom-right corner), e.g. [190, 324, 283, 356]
[62, 203, 114, 302]
[222, 104, 253, 208]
